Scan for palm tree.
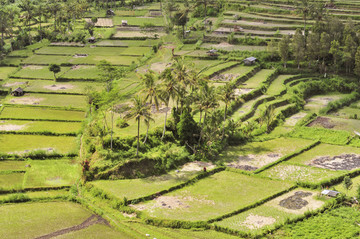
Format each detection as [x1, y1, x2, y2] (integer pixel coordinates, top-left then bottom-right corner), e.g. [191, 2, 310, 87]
[218, 83, 235, 137]
[159, 68, 178, 140]
[124, 96, 153, 157]
[140, 70, 160, 143]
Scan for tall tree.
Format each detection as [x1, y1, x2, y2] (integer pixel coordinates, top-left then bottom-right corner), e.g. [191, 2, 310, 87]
[329, 40, 342, 73]
[97, 60, 125, 92]
[124, 96, 152, 157]
[292, 29, 305, 69]
[217, 83, 235, 137]
[48, 64, 61, 81]
[354, 47, 360, 77]
[0, 4, 19, 51]
[297, 0, 313, 35]
[278, 35, 291, 68]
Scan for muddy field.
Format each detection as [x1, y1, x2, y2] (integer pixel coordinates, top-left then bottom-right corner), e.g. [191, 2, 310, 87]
[43, 84, 74, 91]
[226, 153, 282, 171]
[307, 117, 335, 129]
[241, 214, 276, 230]
[309, 154, 360, 171]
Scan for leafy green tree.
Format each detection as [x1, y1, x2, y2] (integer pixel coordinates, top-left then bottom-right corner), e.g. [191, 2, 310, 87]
[292, 29, 305, 69]
[278, 35, 291, 68]
[97, 60, 125, 92]
[0, 4, 19, 51]
[260, 105, 276, 133]
[177, 108, 199, 150]
[48, 64, 61, 81]
[124, 96, 153, 157]
[329, 40, 342, 73]
[307, 32, 320, 63]
[354, 47, 360, 77]
[343, 176, 353, 192]
[296, 0, 314, 34]
[173, 10, 188, 38]
[267, 39, 278, 60]
[217, 83, 235, 137]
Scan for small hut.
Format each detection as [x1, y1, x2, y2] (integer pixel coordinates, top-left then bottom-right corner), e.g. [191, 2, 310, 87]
[207, 49, 218, 57]
[88, 37, 96, 43]
[243, 56, 257, 65]
[106, 9, 115, 16]
[321, 190, 340, 197]
[11, 87, 24, 96]
[121, 20, 128, 26]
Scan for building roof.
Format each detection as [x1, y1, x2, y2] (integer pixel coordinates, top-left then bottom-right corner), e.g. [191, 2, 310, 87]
[12, 87, 24, 93]
[207, 49, 218, 53]
[244, 57, 257, 62]
[321, 190, 340, 197]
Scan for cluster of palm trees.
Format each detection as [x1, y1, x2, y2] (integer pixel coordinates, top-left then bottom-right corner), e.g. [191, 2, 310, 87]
[124, 57, 236, 157]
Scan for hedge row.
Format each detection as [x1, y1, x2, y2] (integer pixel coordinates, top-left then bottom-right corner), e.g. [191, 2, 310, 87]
[0, 117, 83, 123]
[1, 103, 86, 112]
[320, 91, 360, 115]
[0, 185, 70, 195]
[0, 152, 77, 160]
[253, 140, 321, 174]
[0, 131, 78, 137]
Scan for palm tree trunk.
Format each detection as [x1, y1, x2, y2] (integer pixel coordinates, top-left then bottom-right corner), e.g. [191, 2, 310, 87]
[198, 111, 207, 145]
[222, 104, 227, 137]
[136, 119, 140, 157]
[161, 110, 168, 140]
[110, 110, 114, 150]
[53, 72, 57, 82]
[143, 124, 149, 144]
[199, 111, 202, 125]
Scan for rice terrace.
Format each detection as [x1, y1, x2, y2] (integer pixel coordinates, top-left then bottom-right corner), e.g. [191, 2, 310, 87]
[3, 0, 360, 238]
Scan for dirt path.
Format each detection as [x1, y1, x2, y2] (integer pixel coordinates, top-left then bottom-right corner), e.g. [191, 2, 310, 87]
[34, 215, 109, 239]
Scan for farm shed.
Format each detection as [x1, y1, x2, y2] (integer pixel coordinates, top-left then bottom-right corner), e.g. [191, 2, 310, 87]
[88, 37, 96, 43]
[122, 20, 128, 26]
[244, 57, 257, 65]
[11, 87, 24, 96]
[321, 190, 340, 197]
[207, 49, 218, 57]
[106, 9, 115, 16]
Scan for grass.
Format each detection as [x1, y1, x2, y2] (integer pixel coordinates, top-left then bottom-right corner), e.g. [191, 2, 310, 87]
[0, 106, 85, 121]
[56, 224, 134, 239]
[113, 16, 164, 26]
[266, 75, 294, 95]
[11, 66, 72, 80]
[0, 67, 18, 80]
[288, 127, 351, 145]
[0, 134, 78, 154]
[95, 39, 160, 47]
[200, 61, 239, 77]
[3, 79, 105, 93]
[304, 94, 349, 114]
[241, 69, 275, 89]
[308, 116, 360, 133]
[91, 170, 199, 200]
[23, 159, 80, 188]
[0, 120, 82, 134]
[60, 66, 101, 80]
[22, 55, 72, 65]
[201, 43, 267, 51]
[214, 189, 324, 233]
[0, 161, 26, 171]
[0, 57, 24, 66]
[0, 173, 24, 190]
[135, 171, 293, 221]
[4, 93, 88, 110]
[35, 46, 151, 56]
[0, 190, 68, 201]
[332, 106, 360, 119]
[0, 202, 92, 239]
[273, 207, 360, 238]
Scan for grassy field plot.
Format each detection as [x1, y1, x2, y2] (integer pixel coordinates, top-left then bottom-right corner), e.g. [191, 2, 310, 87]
[307, 116, 360, 133]
[0, 57, 24, 66]
[0, 106, 85, 121]
[3, 79, 104, 93]
[112, 31, 166, 39]
[304, 94, 350, 113]
[36, 46, 151, 56]
[11, 65, 71, 79]
[219, 137, 313, 171]
[4, 93, 87, 109]
[331, 106, 360, 119]
[22, 55, 72, 65]
[0, 120, 82, 134]
[0, 67, 17, 80]
[201, 43, 267, 51]
[133, 171, 293, 221]
[284, 112, 308, 127]
[95, 39, 159, 47]
[0, 134, 78, 154]
[215, 189, 324, 233]
[113, 16, 164, 26]
[0, 202, 92, 239]
[91, 165, 206, 200]
[240, 69, 275, 89]
[0, 161, 26, 171]
[24, 159, 80, 188]
[0, 173, 24, 190]
[69, 55, 139, 66]
[201, 61, 238, 77]
[0, 190, 68, 201]
[273, 207, 360, 238]
[60, 65, 101, 80]
[230, 95, 269, 121]
[184, 59, 221, 71]
[266, 75, 294, 95]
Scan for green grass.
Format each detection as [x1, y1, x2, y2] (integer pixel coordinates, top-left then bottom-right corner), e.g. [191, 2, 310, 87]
[23, 159, 80, 188]
[136, 171, 293, 221]
[22, 55, 72, 65]
[0, 161, 26, 171]
[35, 46, 151, 56]
[215, 189, 323, 233]
[308, 116, 360, 133]
[266, 75, 294, 95]
[56, 224, 134, 239]
[0, 57, 24, 66]
[241, 69, 275, 89]
[304, 94, 349, 114]
[113, 16, 164, 26]
[0, 202, 92, 239]
[0, 134, 78, 154]
[0, 190, 68, 201]
[289, 127, 351, 145]
[273, 207, 360, 238]
[332, 106, 360, 119]
[0, 106, 85, 121]
[91, 170, 199, 200]
[201, 43, 267, 52]
[3, 79, 105, 93]
[0, 120, 82, 134]
[4, 93, 88, 110]
[60, 66, 101, 80]
[0, 173, 24, 190]
[200, 61, 239, 77]
[230, 95, 269, 121]
[95, 39, 160, 47]
[11, 66, 72, 79]
[0, 67, 18, 80]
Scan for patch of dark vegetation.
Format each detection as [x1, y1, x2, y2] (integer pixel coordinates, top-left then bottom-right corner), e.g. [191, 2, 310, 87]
[309, 154, 360, 171]
[279, 191, 312, 210]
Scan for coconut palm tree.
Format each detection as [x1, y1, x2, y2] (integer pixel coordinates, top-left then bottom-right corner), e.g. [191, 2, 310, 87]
[218, 83, 235, 137]
[124, 96, 153, 157]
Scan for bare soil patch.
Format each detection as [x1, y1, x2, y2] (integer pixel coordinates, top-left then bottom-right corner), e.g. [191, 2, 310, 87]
[180, 161, 216, 172]
[210, 73, 239, 82]
[3, 82, 25, 87]
[234, 88, 253, 96]
[284, 112, 307, 126]
[226, 153, 282, 171]
[10, 96, 43, 105]
[71, 65, 92, 70]
[73, 54, 88, 58]
[0, 124, 26, 131]
[23, 65, 43, 70]
[309, 154, 360, 171]
[43, 84, 74, 91]
[307, 116, 335, 129]
[241, 214, 276, 230]
[279, 191, 312, 210]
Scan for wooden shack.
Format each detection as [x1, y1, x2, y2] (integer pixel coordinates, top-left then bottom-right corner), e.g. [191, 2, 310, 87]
[11, 87, 24, 96]
[243, 56, 257, 65]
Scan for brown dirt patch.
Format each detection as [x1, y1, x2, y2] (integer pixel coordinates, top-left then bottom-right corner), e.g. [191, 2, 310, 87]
[226, 153, 282, 171]
[122, 212, 137, 218]
[71, 65, 92, 70]
[307, 116, 335, 129]
[10, 96, 43, 105]
[284, 112, 307, 126]
[234, 88, 253, 96]
[180, 161, 216, 172]
[3, 82, 25, 87]
[73, 54, 88, 58]
[23, 65, 43, 70]
[279, 191, 312, 210]
[210, 73, 239, 82]
[309, 154, 360, 171]
[43, 84, 74, 91]
[0, 124, 26, 131]
[241, 214, 276, 230]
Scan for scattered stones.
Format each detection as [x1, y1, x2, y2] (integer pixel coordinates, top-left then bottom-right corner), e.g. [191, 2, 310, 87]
[279, 191, 312, 210]
[307, 117, 335, 129]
